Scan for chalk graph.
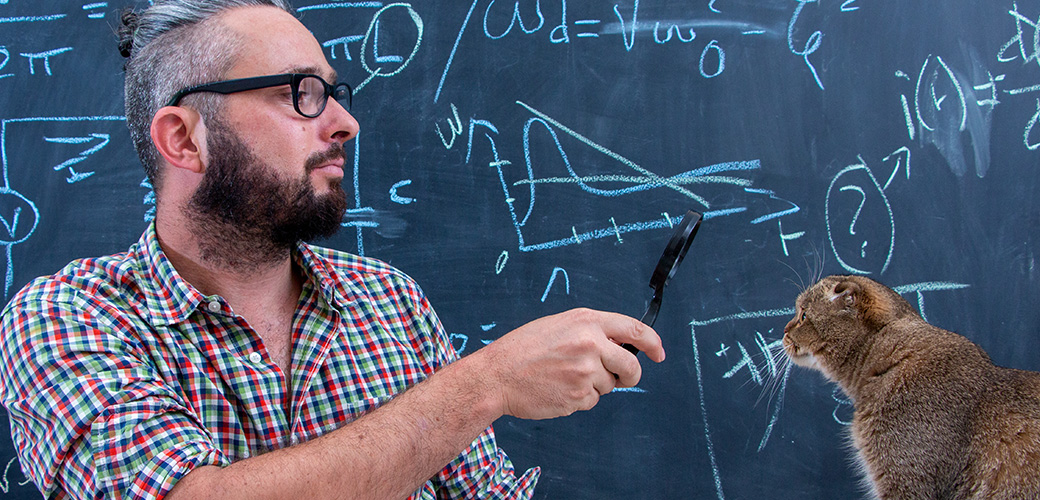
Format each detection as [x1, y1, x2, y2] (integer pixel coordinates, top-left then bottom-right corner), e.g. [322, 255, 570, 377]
[446, 98, 809, 254]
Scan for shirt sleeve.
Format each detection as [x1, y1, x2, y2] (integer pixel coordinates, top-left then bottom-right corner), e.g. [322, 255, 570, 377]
[432, 425, 541, 500]
[0, 283, 227, 499]
[395, 277, 541, 499]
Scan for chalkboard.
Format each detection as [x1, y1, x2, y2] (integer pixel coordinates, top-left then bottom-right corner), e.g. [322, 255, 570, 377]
[1, 0, 1039, 498]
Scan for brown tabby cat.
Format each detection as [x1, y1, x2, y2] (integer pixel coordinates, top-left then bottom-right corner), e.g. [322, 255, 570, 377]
[783, 274, 1040, 499]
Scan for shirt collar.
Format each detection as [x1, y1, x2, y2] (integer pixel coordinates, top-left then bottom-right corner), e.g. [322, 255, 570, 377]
[135, 221, 209, 327]
[134, 222, 358, 326]
[292, 241, 360, 310]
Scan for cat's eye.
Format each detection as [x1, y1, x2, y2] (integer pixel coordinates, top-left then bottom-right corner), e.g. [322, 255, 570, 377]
[800, 311, 807, 322]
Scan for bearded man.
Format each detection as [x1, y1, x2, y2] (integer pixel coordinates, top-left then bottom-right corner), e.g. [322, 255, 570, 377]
[0, 1, 665, 498]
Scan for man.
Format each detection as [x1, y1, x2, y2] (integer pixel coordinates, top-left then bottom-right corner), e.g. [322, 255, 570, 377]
[0, 1, 665, 498]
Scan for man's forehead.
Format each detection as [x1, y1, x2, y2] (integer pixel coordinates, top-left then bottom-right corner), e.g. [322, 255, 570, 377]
[218, 5, 335, 80]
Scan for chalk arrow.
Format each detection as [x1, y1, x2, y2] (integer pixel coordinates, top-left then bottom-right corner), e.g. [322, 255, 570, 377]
[882, 146, 911, 190]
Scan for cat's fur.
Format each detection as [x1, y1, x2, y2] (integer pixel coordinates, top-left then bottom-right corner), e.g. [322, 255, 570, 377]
[783, 275, 1040, 499]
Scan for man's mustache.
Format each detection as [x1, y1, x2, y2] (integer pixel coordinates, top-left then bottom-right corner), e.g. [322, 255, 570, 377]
[304, 145, 347, 173]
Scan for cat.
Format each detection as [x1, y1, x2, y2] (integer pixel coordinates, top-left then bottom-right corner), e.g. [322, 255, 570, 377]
[782, 274, 1040, 499]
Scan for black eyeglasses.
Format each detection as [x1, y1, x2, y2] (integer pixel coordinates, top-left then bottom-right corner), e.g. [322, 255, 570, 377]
[166, 73, 352, 118]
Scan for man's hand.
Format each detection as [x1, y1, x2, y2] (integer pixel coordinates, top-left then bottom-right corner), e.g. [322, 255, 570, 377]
[475, 308, 666, 420]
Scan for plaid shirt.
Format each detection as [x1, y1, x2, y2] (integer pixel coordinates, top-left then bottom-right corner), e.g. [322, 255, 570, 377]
[0, 223, 538, 499]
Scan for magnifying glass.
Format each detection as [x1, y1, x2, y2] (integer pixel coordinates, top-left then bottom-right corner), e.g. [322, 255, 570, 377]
[621, 210, 702, 355]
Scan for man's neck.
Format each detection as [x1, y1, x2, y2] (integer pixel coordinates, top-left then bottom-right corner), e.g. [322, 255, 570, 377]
[155, 213, 303, 316]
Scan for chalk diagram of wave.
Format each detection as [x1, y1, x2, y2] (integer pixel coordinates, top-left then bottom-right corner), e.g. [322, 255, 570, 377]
[487, 101, 799, 253]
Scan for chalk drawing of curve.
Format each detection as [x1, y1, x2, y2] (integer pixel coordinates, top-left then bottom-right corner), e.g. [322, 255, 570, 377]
[0, 116, 124, 298]
[490, 101, 758, 252]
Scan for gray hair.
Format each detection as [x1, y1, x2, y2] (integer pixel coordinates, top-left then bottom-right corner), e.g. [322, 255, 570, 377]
[118, 0, 295, 191]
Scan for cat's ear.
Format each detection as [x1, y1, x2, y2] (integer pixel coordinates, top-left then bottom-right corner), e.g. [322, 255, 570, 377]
[832, 279, 863, 309]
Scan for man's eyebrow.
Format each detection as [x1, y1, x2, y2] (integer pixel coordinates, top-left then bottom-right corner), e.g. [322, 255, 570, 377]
[284, 65, 337, 82]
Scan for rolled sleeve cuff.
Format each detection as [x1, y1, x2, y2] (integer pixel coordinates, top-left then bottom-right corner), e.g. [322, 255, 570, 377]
[126, 440, 227, 499]
[91, 401, 230, 500]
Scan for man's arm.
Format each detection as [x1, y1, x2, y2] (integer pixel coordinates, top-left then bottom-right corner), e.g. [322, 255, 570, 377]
[168, 308, 665, 500]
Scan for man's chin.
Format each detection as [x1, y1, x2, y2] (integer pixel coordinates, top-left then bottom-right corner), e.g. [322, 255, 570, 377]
[311, 176, 345, 196]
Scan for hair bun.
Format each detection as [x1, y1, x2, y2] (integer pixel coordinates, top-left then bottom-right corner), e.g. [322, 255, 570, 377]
[117, 8, 140, 58]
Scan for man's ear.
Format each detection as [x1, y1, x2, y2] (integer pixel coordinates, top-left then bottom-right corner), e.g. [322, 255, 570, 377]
[150, 106, 208, 174]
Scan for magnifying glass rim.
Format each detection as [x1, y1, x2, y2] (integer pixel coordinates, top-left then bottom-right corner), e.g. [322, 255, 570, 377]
[649, 210, 702, 290]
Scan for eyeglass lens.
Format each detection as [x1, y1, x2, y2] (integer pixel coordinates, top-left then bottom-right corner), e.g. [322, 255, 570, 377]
[296, 76, 350, 117]
[297, 76, 326, 116]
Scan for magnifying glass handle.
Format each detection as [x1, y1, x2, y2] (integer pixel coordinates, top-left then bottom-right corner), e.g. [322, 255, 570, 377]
[638, 298, 661, 328]
[621, 291, 663, 354]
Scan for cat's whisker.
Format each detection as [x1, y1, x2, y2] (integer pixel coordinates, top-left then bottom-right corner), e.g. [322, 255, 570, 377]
[751, 340, 792, 408]
[777, 258, 807, 293]
[809, 240, 826, 285]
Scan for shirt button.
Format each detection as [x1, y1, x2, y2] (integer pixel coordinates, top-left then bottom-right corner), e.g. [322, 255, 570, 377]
[248, 352, 263, 364]
[207, 300, 221, 313]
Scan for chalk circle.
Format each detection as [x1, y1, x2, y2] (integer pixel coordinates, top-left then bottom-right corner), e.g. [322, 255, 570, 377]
[360, 3, 423, 80]
[825, 164, 894, 275]
[0, 188, 39, 245]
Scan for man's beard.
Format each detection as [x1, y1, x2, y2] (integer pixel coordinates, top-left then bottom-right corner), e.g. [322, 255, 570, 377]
[185, 116, 348, 270]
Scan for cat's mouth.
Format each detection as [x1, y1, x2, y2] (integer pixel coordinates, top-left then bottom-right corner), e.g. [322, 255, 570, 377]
[783, 335, 818, 369]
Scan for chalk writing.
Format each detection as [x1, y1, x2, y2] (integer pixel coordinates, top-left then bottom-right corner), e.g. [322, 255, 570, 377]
[0, 456, 30, 493]
[20, 47, 73, 76]
[0, 116, 124, 298]
[0, 14, 65, 24]
[997, 3, 1040, 151]
[540, 266, 569, 302]
[483, 0, 544, 39]
[434, 94, 809, 258]
[999, 2, 1040, 70]
[44, 133, 109, 183]
[787, 0, 824, 90]
[82, 2, 107, 19]
[355, 3, 423, 92]
[389, 179, 414, 204]
[0, 47, 11, 80]
[449, 333, 469, 353]
[141, 178, 155, 222]
[719, 330, 781, 385]
[495, 250, 508, 274]
[435, 0, 802, 102]
[830, 387, 854, 425]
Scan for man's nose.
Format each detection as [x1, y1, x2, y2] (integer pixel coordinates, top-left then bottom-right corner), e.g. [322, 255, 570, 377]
[322, 97, 360, 145]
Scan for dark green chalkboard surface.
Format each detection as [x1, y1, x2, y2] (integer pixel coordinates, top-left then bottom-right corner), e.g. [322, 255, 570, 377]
[1, 0, 1039, 498]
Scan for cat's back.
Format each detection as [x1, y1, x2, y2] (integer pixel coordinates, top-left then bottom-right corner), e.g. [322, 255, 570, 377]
[884, 329, 1040, 498]
[966, 365, 1040, 498]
